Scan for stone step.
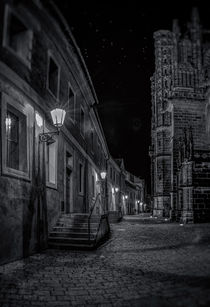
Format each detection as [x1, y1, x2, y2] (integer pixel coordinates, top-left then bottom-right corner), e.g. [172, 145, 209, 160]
[53, 226, 97, 233]
[48, 213, 110, 250]
[58, 217, 100, 223]
[49, 231, 96, 239]
[48, 241, 95, 250]
[48, 236, 95, 245]
[61, 214, 100, 220]
[56, 222, 98, 228]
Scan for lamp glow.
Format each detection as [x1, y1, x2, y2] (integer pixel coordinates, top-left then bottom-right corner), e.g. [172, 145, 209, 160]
[35, 112, 43, 128]
[125, 195, 128, 199]
[100, 171, 107, 180]
[115, 187, 119, 192]
[39, 107, 66, 143]
[5, 116, 12, 130]
[51, 108, 66, 128]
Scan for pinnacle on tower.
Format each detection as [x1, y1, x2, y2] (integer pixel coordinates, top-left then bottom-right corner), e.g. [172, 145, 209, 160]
[172, 19, 180, 35]
[191, 7, 200, 26]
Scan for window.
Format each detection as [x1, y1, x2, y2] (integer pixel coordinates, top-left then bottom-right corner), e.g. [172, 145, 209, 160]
[92, 174, 95, 197]
[2, 93, 30, 180]
[47, 54, 60, 98]
[6, 105, 27, 172]
[79, 163, 84, 194]
[46, 139, 57, 187]
[66, 152, 73, 168]
[3, 5, 33, 68]
[80, 107, 85, 136]
[68, 84, 75, 122]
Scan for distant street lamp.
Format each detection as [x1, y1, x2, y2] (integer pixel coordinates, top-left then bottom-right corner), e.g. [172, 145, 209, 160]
[39, 108, 66, 144]
[115, 187, 119, 192]
[99, 171, 107, 213]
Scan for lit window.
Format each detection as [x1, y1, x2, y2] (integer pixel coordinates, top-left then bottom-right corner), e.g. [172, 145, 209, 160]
[92, 174, 95, 197]
[3, 5, 33, 68]
[47, 55, 60, 98]
[46, 140, 57, 187]
[6, 106, 27, 172]
[2, 93, 31, 180]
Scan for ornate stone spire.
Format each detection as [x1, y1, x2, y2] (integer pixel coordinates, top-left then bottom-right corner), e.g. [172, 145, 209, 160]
[191, 7, 200, 26]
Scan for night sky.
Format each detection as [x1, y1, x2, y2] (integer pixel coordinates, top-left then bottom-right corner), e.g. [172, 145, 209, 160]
[53, 0, 210, 191]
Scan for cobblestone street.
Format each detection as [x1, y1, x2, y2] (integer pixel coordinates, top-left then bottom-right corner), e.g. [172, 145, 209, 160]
[0, 216, 210, 307]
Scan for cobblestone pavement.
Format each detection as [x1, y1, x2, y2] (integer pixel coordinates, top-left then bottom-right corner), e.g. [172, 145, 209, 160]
[0, 216, 210, 306]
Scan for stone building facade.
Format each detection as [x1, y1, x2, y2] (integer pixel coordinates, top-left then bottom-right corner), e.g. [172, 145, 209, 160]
[0, 0, 110, 264]
[0, 0, 145, 265]
[150, 8, 210, 222]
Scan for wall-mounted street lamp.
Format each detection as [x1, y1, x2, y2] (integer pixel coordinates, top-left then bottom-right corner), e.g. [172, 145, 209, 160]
[125, 195, 128, 200]
[96, 171, 107, 185]
[115, 187, 119, 192]
[100, 171, 107, 180]
[39, 108, 66, 144]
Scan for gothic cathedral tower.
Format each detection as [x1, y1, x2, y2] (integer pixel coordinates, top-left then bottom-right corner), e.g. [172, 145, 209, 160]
[150, 7, 210, 221]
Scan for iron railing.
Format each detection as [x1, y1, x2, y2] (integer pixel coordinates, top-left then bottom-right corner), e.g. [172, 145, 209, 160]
[88, 193, 110, 245]
[88, 193, 101, 241]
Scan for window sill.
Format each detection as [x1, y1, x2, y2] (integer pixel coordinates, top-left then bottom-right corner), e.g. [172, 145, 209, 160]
[46, 182, 57, 190]
[2, 167, 31, 182]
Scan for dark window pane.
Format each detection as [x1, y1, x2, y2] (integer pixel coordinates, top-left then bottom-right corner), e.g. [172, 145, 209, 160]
[48, 57, 58, 97]
[80, 109, 85, 135]
[6, 12, 32, 65]
[79, 163, 83, 193]
[68, 86, 75, 120]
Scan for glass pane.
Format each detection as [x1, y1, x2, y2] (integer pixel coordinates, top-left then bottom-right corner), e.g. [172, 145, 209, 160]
[48, 142, 56, 184]
[49, 57, 58, 97]
[6, 107, 27, 172]
[6, 111, 19, 169]
[68, 86, 75, 120]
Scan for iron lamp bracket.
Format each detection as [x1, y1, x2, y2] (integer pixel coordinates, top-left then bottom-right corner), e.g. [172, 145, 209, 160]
[39, 129, 59, 144]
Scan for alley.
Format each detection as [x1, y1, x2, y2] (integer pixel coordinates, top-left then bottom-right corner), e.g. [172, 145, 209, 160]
[0, 217, 210, 307]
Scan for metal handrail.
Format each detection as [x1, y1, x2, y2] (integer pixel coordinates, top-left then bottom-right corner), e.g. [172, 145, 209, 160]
[94, 214, 110, 246]
[88, 193, 101, 242]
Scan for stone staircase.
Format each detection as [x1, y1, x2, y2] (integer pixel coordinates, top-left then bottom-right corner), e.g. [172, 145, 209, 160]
[48, 213, 110, 250]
